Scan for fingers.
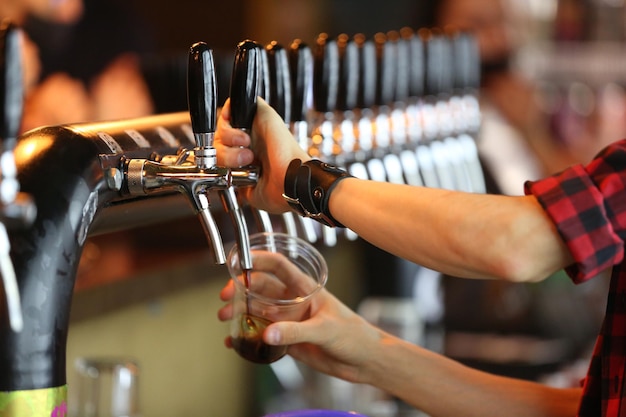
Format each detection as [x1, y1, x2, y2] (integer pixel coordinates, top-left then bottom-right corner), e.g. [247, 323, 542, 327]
[251, 251, 321, 294]
[219, 279, 235, 301]
[215, 99, 254, 167]
[217, 303, 233, 321]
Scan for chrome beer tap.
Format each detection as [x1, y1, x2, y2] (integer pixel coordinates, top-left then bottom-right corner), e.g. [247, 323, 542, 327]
[449, 29, 486, 194]
[349, 33, 377, 181]
[125, 42, 256, 269]
[378, 30, 410, 187]
[229, 40, 274, 237]
[287, 39, 319, 243]
[336, 33, 360, 241]
[311, 33, 340, 247]
[398, 27, 426, 187]
[266, 40, 313, 242]
[367, 32, 396, 185]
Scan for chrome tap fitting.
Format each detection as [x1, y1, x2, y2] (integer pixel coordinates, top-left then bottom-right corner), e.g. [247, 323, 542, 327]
[124, 42, 257, 269]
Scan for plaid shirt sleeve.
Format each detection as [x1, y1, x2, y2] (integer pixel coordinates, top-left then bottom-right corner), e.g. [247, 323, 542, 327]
[524, 139, 626, 284]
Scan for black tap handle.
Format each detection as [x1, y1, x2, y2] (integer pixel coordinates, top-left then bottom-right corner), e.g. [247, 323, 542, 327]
[354, 33, 377, 109]
[422, 28, 454, 97]
[401, 27, 425, 98]
[288, 39, 313, 122]
[266, 41, 292, 123]
[374, 32, 396, 106]
[450, 29, 481, 91]
[312, 33, 339, 113]
[0, 20, 23, 146]
[230, 40, 261, 131]
[187, 42, 217, 135]
[389, 30, 409, 103]
[337, 33, 359, 111]
[259, 46, 271, 101]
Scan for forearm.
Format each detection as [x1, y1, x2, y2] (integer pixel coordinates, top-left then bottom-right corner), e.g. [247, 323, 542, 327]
[365, 333, 581, 417]
[329, 178, 572, 282]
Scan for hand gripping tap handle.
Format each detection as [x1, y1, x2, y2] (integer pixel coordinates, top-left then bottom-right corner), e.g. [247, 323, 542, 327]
[289, 39, 313, 126]
[230, 40, 262, 132]
[229, 41, 270, 242]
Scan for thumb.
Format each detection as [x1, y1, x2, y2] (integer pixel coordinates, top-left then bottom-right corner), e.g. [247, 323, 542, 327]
[264, 320, 317, 346]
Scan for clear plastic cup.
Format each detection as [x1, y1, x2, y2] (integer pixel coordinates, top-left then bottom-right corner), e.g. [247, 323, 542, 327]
[226, 232, 328, 364]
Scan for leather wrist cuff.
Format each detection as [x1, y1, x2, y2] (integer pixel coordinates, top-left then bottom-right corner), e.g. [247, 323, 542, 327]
[283, 159, 353, 228]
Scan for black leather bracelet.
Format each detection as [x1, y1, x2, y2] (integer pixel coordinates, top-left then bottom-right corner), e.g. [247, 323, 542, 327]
[283, 159, 353, 228]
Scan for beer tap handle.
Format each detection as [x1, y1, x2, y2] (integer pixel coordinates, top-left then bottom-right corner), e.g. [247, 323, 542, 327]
[229, 41, 271, 241]
[336, 34, 360, 241]
[312, 33, 340, 246]
[289, 39, 313, 126]
[188, 42, 217, 166]
[313, 33, 339, 116]
[355, 34, 377, 110]
[230, 40, 262, 132]
[187, 41, 227, 264]
[267, 40, 315, 241]
[374, 32, 395, 108]
[288, 40, 319, 243]
[337, 33, 359, 113]
[266, 41, 292, 124]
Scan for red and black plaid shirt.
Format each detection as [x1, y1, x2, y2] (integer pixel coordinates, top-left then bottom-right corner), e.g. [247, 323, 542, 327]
[525, 138, 626, 416]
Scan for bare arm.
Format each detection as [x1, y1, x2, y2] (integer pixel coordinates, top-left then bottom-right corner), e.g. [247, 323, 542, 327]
[329, 179, 573, 282]
[366, 330, 581, 417]
[220, 283, 581, 417]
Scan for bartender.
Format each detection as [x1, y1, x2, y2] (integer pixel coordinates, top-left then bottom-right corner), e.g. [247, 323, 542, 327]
[216, 98, 626, 417]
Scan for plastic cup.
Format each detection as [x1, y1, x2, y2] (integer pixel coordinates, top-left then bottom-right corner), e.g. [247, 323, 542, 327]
[226, 232, 328, 364]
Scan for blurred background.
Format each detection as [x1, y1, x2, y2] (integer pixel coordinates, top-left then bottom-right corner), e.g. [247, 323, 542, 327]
[14, 0, 624, 416]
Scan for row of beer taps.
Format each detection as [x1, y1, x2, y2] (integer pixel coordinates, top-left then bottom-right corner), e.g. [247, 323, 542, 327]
[247, 27, 486, 246]
[0, 25, 486, 335]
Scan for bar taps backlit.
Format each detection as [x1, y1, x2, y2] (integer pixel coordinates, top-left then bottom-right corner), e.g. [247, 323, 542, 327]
[125, 42, 256, 269]
[311, 33, 340, 246]
[287, 40, 319, 243]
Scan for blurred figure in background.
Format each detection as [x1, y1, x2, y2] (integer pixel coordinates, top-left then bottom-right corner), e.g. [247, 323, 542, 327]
[1, 0, 155, 133]
[419, 0, 610, 386]
[427, 0, 582, 195]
